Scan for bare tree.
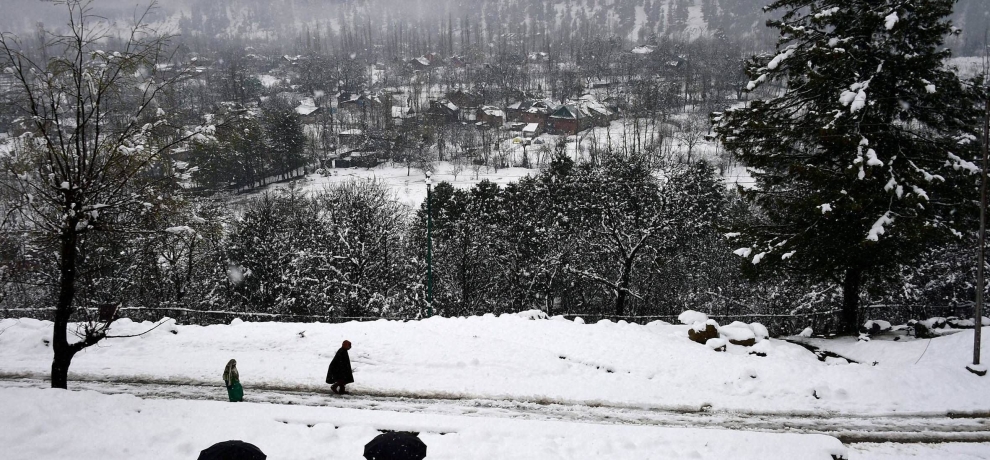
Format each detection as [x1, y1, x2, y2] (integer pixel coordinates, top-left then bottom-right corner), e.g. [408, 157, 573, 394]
[674, 114, 708, 164]
[0, 0, 194, 388]
[449, 157, 466, 181]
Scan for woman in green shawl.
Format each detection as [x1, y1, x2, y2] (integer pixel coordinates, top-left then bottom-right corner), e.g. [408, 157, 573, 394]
[222, 359, 243, 402]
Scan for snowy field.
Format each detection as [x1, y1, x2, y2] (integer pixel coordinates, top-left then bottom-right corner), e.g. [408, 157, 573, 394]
[2, 316, 990, 459]
[254, 115, 730, 209]
[2, 315, 989, 416]
[284, 165, 535, 210]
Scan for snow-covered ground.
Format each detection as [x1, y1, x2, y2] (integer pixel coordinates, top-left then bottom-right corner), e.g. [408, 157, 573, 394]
[792, 328, 980, 367]
[2, 315, 989, 415]
[286, 165, 534, 210]
[266, 114, 730, 209]
[0, 386, 850, 460]
[3, 316, 990, 459]
[850, 442, 990, 460]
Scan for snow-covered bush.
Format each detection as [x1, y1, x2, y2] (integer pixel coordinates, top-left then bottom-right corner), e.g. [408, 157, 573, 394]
[513, 309, 549, 320]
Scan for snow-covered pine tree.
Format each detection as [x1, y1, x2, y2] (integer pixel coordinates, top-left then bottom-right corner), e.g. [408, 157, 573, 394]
[714, 0, 982, 334]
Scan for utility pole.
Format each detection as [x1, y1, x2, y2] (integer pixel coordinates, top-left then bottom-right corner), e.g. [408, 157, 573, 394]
[426, 171, 434, 318]
[972, 91, 990, 376]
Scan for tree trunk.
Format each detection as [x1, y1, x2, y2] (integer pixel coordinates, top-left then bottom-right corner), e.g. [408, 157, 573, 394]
[841, 266, 862, 335]
[51, 228, 79, 389]
[51, 345, 76, 389]
[614, 256, 634, 319]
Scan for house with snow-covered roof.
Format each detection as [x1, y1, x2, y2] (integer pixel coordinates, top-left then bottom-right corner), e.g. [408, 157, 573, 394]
[477, 106, 505, 127]
[506, 99, 554, 129]
[427, 99, 460, 123]
[547, 96, 615, 135]
[294, 98, 322, 124]
[446, 89, 484, 112]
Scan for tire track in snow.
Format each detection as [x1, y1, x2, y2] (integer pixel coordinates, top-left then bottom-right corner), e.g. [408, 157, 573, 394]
[1, 375, 988, 444]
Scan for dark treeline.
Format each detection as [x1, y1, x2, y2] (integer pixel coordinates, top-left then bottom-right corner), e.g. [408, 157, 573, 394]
[2, 151, 979, 335]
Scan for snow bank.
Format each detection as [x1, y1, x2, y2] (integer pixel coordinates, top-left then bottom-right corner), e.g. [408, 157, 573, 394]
[0, 387, 848, 460]
[511, 309, 548, 320]
[2, 317, 990, 414]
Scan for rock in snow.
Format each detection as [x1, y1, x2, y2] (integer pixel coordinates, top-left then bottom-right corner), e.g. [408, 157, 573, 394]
[678, 310, 709, 325]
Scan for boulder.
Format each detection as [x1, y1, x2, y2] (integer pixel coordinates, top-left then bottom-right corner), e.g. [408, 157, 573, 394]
[678, 310, 709, 325]
[750, 322, 770, 341]
[728, 337, 756, 347]
[946, 316, 990, 329]
[922, 317, 947, 330]
[909, 319, 935, 339]
[860, 319, 892, 335]
[706, 338, 727, 352]
[720, 321, 757, 347]
[688, 320, 720, 344]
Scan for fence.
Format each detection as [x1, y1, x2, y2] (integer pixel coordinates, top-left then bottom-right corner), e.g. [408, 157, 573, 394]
[234, 166, 309, 194]
[3, 303, 968, 336]
[0, 306, 416, 325]
[558, 310, 843, 336]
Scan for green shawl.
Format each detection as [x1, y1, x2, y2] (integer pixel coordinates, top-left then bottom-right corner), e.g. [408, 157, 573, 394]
[222, 359, 240, 387]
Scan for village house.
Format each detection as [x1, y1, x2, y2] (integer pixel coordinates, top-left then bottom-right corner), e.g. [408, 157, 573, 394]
[294, 98, 322, 125]
[406, 56, 431, 71]
[522, 123, 542, 138]
[446, 89, 483, 112]
[336, 91, 391, 129]
[406, 52, 445, 71]
[506, 99, 554, 129]
[427, 99, 460, 123]
[547, 96, 615, 135]
[337, 92, 383, 116]
[337, 128, 364, 147]
[476, 106, 505, 127]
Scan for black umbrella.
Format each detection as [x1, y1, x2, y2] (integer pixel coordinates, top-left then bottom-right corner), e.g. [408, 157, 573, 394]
[197, 440, 267, 460]
[363, 432, 427, 460]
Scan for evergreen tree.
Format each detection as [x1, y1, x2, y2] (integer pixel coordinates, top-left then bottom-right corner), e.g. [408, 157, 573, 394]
[261, 100, 308, 177]
[714, 0, 982, 333]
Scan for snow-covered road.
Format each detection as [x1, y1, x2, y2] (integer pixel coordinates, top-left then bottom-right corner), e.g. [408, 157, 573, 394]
[4, 376, 987, 444]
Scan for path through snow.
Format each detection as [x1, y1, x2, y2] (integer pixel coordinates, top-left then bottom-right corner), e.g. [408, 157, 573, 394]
[3, 376, 988, 444]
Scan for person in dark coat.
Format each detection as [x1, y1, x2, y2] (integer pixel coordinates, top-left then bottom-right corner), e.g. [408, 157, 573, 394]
[326, 340, 354, 395]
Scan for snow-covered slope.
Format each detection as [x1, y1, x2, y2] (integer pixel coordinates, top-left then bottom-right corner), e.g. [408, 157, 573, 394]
[2, 315, 988, 415]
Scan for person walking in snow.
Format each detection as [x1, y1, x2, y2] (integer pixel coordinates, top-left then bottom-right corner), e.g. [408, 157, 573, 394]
[223, 359, 243, 402]
[326, 340, 354, 395]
